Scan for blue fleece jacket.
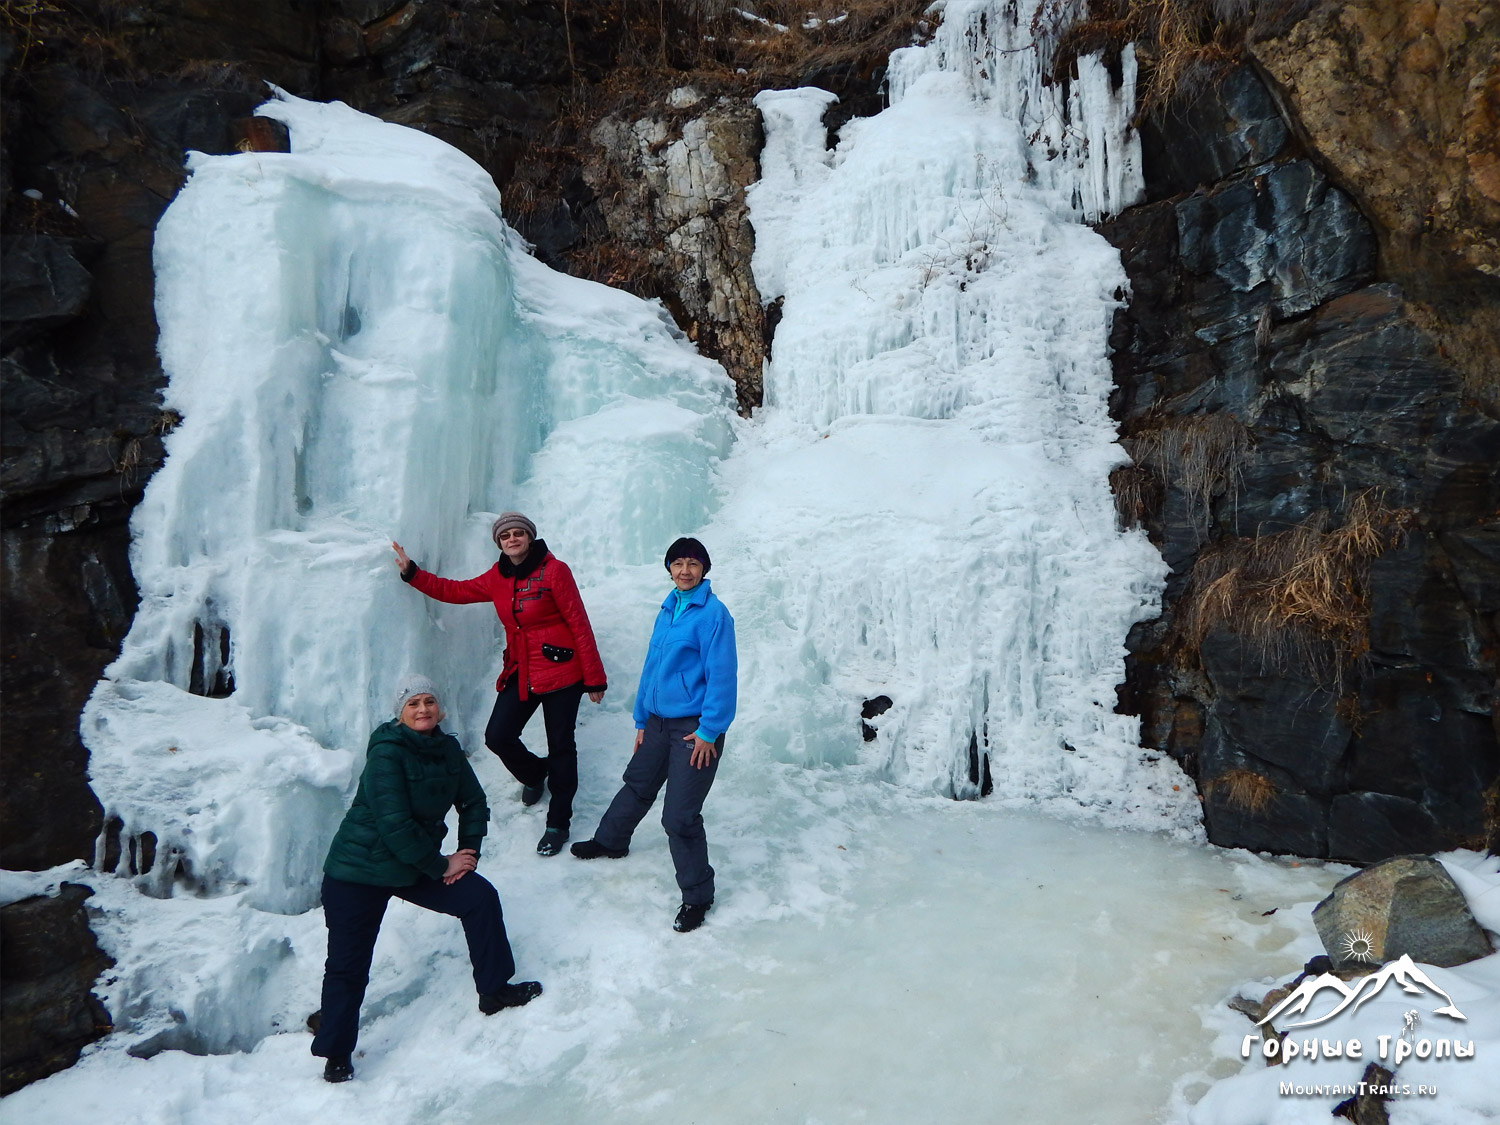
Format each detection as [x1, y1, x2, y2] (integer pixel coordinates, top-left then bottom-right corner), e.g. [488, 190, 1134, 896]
[634, 578, 737, 743]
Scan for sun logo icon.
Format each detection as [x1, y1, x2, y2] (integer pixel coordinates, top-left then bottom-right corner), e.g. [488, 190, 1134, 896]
[1339, 928, 1378, 963]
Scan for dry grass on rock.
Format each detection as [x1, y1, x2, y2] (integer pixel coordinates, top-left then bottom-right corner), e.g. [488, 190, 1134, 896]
[1204, 767, 1277, 814]
[1117, 409, 1251, 535]
[1168, 493, 1413, 689]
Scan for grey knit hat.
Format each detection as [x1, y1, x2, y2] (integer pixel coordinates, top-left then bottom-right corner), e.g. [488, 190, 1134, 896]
[393, 673, 441, 718]
[490, 511, 537, 547]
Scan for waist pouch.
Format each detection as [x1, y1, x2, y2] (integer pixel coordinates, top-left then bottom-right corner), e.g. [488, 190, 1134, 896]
[541, 643, 574, 663]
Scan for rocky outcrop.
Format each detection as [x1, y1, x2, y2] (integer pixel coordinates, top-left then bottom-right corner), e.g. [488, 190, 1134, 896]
[1249, 0, 1500, 402]
[0, 3, 320, 1092]
[0, 885, 113, 1094]
[0, 3, 322, 870]
[1106, 55, 1500, 862]
[583, 89, 764, 410]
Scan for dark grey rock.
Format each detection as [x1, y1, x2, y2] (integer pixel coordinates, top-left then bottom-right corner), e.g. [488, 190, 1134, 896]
[339, 0, 406, 27]
[137, 88, 261, 157]
[1443, 526, 1500, 613]
[1312, 855, 1493, 969]
[1204, 783, 1328, 857]
[0, 236, 94, 344]
[1327, 795, 1448, 865]
[1199, 629, 1351, 793]
[1176, 160, 1376, 346]
[0, 885, 113, 1095]
[1139, 66, 1289, 201]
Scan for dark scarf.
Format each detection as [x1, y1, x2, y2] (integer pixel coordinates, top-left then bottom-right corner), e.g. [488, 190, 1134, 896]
[498, 538, 549, 580]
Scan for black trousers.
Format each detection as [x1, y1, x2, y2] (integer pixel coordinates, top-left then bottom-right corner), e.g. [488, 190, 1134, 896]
[485, 678, 584, 830]
[312, 873, 515, 1060]
[594, 713, 722, 906]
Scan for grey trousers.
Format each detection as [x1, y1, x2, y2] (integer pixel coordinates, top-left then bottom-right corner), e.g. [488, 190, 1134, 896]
[595, 713, 722, 906]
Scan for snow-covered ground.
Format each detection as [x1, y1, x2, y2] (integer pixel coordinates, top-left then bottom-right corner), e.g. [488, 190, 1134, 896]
[5, 1, 1499, 1122]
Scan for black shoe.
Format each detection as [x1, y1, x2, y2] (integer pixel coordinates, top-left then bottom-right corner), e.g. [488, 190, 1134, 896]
[673, 901, 712, 933]
[323, 1056, 354, 1083]
[569, 838, 628, 859]
[536, 827, 569, 856]
[479, 981, 543, 1014]
[520, 782, 545, 807]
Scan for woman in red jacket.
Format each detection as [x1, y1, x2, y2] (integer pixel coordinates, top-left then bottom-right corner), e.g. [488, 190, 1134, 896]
[392, 512, 607, 856]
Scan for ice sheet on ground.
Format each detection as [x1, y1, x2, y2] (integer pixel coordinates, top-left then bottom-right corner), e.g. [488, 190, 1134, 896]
[6, 743, 1349, 1122]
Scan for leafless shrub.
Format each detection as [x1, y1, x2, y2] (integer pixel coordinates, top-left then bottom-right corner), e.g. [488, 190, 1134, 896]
[1121, 409, 1250, 537]
[1110, 462, 1161, 530]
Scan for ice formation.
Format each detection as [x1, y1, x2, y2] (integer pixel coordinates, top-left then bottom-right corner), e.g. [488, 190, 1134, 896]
[20, 3, 1496, 1124]
[737, 0, 1176, 815]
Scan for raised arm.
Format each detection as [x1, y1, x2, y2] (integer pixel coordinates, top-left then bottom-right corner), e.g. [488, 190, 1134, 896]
[393, 541, 498, 605]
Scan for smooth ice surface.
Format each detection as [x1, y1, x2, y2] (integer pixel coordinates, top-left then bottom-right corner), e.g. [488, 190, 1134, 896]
[11, 2, 1495, 1123]
[5, 742, 1356, 1123]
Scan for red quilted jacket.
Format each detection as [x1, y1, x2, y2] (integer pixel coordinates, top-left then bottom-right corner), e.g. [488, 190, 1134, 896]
[407, 540, 607, 700]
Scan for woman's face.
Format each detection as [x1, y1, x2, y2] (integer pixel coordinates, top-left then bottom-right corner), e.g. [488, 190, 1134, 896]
[669, 557, 704, 591]
[498, 527, 532, 562]
[399, 693, 442, 732]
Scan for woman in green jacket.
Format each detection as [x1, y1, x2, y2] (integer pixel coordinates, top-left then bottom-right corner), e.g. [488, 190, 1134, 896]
[311, 673, 542, 1083]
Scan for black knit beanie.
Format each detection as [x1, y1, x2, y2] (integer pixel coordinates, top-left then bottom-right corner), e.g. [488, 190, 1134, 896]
[664, 536, 711, 574]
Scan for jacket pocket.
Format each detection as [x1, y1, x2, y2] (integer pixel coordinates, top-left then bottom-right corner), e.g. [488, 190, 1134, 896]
[541, 643, 574, 663]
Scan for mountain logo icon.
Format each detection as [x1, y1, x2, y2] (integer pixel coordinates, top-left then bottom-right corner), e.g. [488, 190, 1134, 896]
[1258, 954, 1467, 1031]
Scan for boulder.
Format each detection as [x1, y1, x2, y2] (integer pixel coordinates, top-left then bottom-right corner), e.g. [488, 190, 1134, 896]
[0, 885, 113, 1095]
[1313, 854, 1494, 969]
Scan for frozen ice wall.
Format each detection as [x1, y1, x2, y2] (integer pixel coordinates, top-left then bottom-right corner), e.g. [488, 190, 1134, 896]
[738, 0, 1190, 826]
[84, 91, 735, 926]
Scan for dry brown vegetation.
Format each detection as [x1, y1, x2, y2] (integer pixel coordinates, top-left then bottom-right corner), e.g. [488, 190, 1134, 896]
[1168, 492, 1414, 688]
[582, 0, 933, 89]
[1117, 409, 1251, 535]
[1204, 767, 1277, 813]
[1048, 0, 1317, 112]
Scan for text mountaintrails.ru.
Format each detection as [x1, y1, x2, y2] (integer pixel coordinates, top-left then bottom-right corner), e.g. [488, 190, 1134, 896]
[1279, 1081, 1440, 1098]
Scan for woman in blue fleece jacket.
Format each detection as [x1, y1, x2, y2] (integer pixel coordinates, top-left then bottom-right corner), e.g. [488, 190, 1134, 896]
[571, 537, 736, 933]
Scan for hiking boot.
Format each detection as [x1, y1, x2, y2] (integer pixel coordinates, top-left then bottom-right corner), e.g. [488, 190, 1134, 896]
[323, 1056, 354, 1083]
[305, 1010, 321, 1034]
[479, 981, 543, 1014]
[520, 782, 545, 807]
[570, 839, 628, 860]
[536, 827, 569, 856]
[673, 901, 712, 933]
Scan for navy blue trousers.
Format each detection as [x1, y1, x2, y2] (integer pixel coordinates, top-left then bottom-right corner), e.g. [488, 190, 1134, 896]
[595, 713, 722, 906]
[312, 872, 515, 1060]
[486, 678, 584, 831]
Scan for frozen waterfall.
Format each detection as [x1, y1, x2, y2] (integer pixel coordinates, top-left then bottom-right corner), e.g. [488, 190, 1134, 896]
[17, 2, 1457, 1122]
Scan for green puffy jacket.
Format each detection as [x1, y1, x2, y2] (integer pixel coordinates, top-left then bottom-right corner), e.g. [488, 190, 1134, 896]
[323, 719, 489, 886]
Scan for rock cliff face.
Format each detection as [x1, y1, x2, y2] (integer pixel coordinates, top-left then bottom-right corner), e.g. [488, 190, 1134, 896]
[1, 1, 321, 872]
[584, 89, 764, 408]
[1105, 28, 1499, 861]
